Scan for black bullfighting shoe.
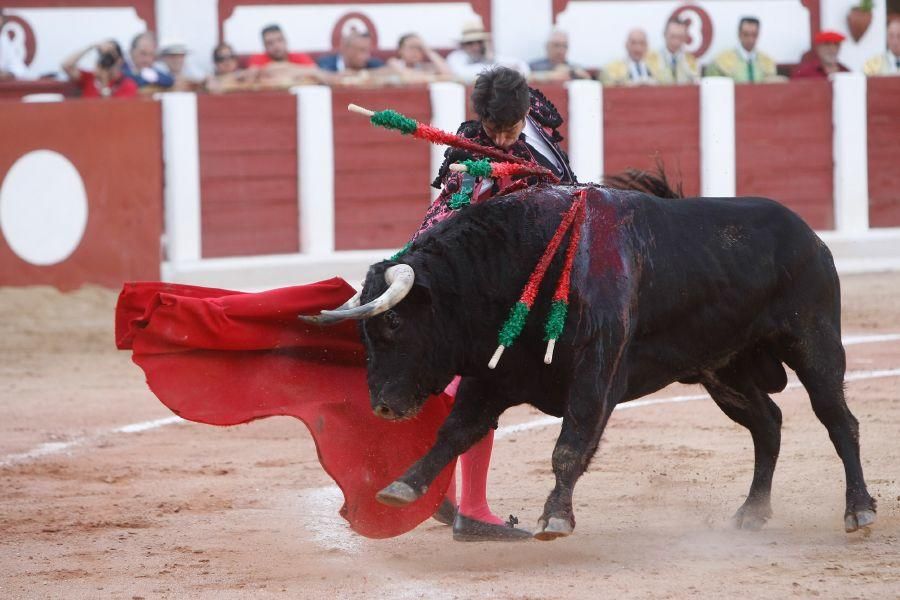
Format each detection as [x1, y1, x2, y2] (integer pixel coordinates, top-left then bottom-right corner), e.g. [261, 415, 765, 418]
[432, 498, 458, 526]
[452, 513, 532, 542]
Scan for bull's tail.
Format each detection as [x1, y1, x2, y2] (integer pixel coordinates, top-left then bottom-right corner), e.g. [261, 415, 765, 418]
[602, 158, 684, 199]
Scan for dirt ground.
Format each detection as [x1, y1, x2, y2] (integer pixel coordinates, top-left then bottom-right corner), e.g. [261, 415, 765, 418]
[1, 273, 899, 599]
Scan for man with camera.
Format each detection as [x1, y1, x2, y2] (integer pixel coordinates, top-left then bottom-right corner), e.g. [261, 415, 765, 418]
[62, 40, 138, 98]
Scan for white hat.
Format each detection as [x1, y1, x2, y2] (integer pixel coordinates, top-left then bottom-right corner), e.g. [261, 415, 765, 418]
[459, 19, 491, 44]
[159, 41, 189, 56]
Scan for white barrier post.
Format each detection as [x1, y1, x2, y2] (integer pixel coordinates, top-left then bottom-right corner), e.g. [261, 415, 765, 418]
[832, 73, 869, 234]
[566, 79, 603, 184]
[161, 92, 202, 262]
[428, 81, 467, 200]
[293, 85, 335, 255]
[700, 77, 736, 197]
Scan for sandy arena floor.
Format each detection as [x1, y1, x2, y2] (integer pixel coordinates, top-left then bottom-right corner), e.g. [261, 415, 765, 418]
[1, 273, 899, 599]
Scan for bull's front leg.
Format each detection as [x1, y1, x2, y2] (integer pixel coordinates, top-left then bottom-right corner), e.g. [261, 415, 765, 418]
[376, 378, 505, 507]
[536, 347, 622, 541]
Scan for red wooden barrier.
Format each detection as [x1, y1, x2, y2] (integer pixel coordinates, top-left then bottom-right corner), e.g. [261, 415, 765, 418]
[736, 80, 833, 230]
[331, 86, 432, 250]
[197, 93, 299, 257]
[604, 85, 701, 196]
[0, 80, 78, 100]
[867, 77, 900, 228]
[0, 98, 162, 289]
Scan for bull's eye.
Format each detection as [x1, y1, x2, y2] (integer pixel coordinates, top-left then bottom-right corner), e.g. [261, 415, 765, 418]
[385, 310, 401, 332]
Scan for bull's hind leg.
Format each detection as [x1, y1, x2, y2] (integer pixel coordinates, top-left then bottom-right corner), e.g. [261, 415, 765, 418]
[782, 325, 876, 532]
[535, 346, 619, 541]
[702, 368, 782, 530]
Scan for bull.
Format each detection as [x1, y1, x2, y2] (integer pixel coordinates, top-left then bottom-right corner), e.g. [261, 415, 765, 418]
[309, 181, 876, 538]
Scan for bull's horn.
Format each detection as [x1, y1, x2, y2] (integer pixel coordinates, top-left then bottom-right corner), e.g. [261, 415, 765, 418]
[317, 264, 415, 322]
[298, 290, 361, 324]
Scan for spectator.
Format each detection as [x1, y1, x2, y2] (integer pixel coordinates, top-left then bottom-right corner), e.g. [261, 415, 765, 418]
[602, 28, 655, 86]
[445, 19, 529, 83]
[528, 29, 591, 82]
[61, 40, 138, 98]
[156, 41, 202, 91]
[205, 42, 256, 93]
[645, 18, 699, 84]
[384, 33, 452, 83]
[246, 25, 321, 88]
[124, 32, 174, 89]
[707, 17, 778, 83]
[248, 24, 315, 68]
[863, 19, 900, 76]
[0, 8, 32, 80]
[792, 30, 850, 79]
[317, 30, 385, 73]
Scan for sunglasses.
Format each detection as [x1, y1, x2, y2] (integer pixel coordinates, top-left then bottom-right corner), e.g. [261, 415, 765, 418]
[215, 54, 236, 63]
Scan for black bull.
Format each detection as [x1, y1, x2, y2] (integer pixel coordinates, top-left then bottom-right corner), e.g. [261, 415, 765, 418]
[351, 184, 876, 538]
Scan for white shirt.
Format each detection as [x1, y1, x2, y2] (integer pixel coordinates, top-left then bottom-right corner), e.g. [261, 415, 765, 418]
[628, 59, 651, 82]
[446, 49, 530, 83]
[738, 47, 757, 63]
[662, 49, 681, 71]
[0, 22, 32, 79]
[523, 117, 563, 172]
[889, 52, 900, 73]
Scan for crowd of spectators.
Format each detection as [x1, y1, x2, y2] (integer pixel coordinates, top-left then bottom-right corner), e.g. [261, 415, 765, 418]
[1, 9, 899, 99]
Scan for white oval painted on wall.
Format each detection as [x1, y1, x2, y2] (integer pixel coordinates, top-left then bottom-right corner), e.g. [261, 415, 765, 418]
[0, 150, 88, 266]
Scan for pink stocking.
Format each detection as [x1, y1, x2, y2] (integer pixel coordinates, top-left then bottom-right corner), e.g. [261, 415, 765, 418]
[442, 376, 502, 525]
[444, 469, 457, 505]
[458, 429, 504, 525]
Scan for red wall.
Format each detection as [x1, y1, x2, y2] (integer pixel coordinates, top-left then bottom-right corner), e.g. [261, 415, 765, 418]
[198, 93, 299, 257]
[736, 80, 833, 230]
[604, 85, 701, 196]
[867, 77, 900, 228]
[0, 99, 162, 289]
[331, 86, 432, 250]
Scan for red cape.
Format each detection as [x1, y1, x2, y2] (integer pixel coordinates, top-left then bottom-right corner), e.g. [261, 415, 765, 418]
[115, 279, 454, 539]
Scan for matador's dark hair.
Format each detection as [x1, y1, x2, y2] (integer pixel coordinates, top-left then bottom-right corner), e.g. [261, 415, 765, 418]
[471, 67, 530, 129]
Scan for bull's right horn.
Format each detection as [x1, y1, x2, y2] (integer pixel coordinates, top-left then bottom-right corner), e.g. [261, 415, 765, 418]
[315, 264, 415, 322]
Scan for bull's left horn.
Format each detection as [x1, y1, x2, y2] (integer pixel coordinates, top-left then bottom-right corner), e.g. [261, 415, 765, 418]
[298, 290, 361, 324]
[316, 264, 415, 321]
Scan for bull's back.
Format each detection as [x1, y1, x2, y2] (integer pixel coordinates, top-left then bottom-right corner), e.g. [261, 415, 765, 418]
[595, 192, 837, 394]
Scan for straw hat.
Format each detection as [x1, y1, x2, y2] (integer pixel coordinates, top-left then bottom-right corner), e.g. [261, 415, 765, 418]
[459, 19, 491, 43]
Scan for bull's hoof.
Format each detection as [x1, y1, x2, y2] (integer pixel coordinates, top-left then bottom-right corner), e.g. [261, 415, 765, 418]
[376, 481, 419, 507]
[534, 516, 574, 541]
[845, 509, 876, 533]
[731, 503, 772, 531]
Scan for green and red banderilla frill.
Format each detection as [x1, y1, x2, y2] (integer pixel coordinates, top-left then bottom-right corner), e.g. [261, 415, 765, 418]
[358, 105, 560, 184]
[489, 189, 588, 369]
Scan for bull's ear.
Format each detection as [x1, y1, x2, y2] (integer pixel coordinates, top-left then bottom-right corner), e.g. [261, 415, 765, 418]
[407, 278, 433, 306]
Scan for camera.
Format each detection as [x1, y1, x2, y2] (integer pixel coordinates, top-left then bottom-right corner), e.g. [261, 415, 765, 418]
[98, 51, 119, 69]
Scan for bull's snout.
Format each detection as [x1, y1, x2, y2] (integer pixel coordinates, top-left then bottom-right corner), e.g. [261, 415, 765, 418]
[373, 403, 399, 420]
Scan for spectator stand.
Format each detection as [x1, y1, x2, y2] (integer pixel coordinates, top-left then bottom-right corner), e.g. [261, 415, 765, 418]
[218, 0, 491, 66]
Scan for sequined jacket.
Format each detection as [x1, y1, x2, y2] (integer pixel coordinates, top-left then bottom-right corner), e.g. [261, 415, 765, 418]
[413, 88, 575, 240]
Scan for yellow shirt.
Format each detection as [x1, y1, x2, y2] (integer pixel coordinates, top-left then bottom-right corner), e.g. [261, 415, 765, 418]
[645, 49, 699, 85]
[601, 58, 656, 86]
[863, 52, 900, 76]
[707, 48, 777, 83]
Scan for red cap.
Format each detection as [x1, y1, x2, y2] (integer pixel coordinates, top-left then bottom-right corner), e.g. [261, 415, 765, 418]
[814, 30, 846, 44]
